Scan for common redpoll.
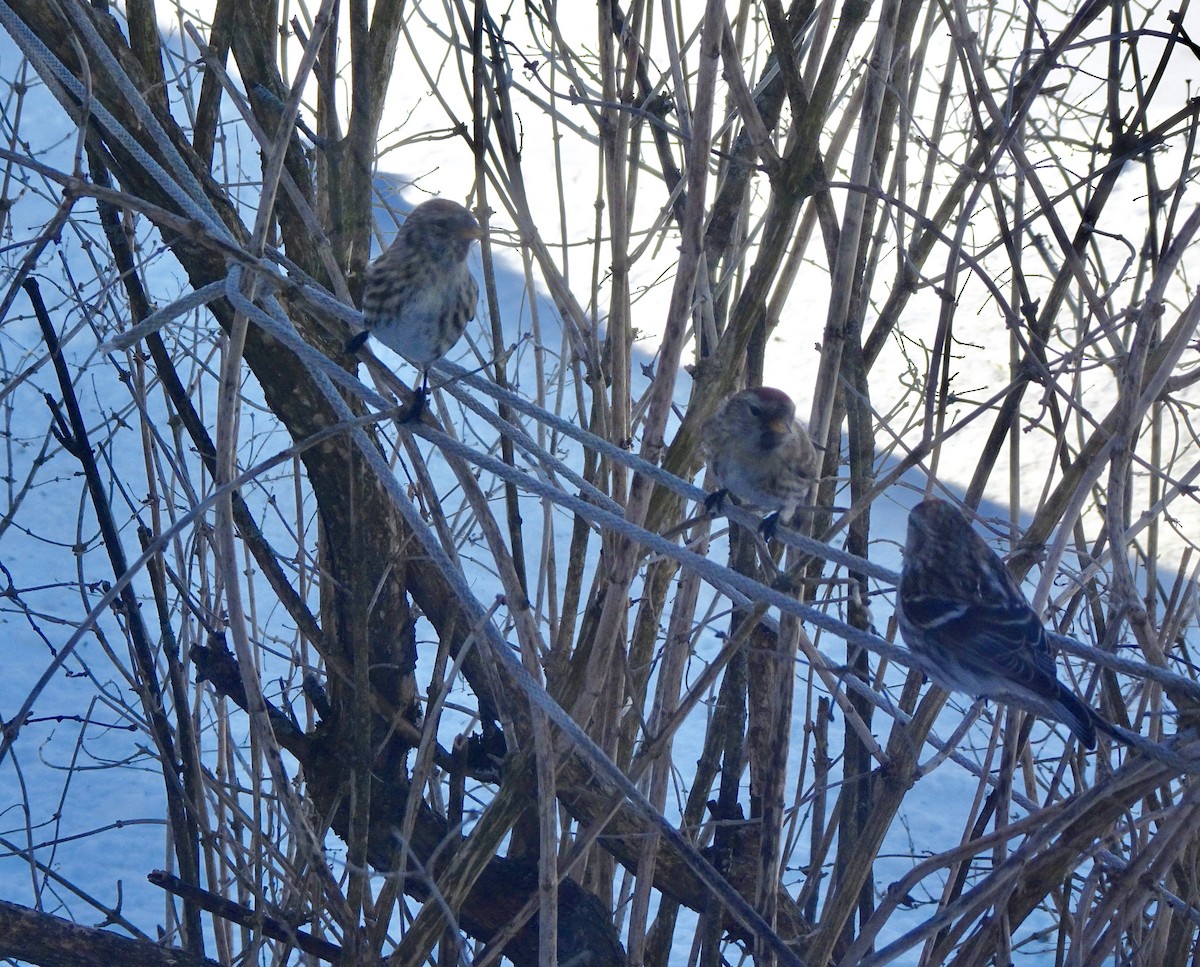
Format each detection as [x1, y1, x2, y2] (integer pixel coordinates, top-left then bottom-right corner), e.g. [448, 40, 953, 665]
[701, 387, 820, 537]
[346, 198, 482, 418]
[896, 497, 1098, 750]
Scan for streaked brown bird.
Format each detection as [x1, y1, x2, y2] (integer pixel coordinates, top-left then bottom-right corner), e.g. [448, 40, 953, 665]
[701, 386, 820, 537]
[346, 198, 482, 418]
[896, 497, 1100, 749]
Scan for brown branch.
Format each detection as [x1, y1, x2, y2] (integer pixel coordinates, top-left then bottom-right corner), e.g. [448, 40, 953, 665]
[0, 899, 223, 967]
[25, 277, 205, 957]
[148, 872, 343, 963]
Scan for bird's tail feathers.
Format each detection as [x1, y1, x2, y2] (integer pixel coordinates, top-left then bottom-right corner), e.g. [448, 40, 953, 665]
[1053, 685, 1098, 750]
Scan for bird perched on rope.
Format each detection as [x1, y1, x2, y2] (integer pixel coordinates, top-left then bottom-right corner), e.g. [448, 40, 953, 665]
[701, 386, 820, 538]
[346, 198, 482, 420]
[896, 497, 1100, 749]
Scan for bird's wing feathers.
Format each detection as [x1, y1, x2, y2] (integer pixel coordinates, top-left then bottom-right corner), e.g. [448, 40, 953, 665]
[461, 273, 479, 323]
[905, 589, 1060, 694]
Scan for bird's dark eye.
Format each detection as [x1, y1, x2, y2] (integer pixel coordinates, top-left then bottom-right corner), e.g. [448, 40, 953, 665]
[748, 404, 762, 418]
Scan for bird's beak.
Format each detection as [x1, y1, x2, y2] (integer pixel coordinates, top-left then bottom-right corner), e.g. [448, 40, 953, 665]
[461, 220, 484, 240]
[768, 418, 789, 435]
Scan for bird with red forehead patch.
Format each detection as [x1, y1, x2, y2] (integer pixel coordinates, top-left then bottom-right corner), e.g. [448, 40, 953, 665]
[896, 497, 1101, 749]
[346, 198, 482, 419]
[701, 386, 820, 537]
